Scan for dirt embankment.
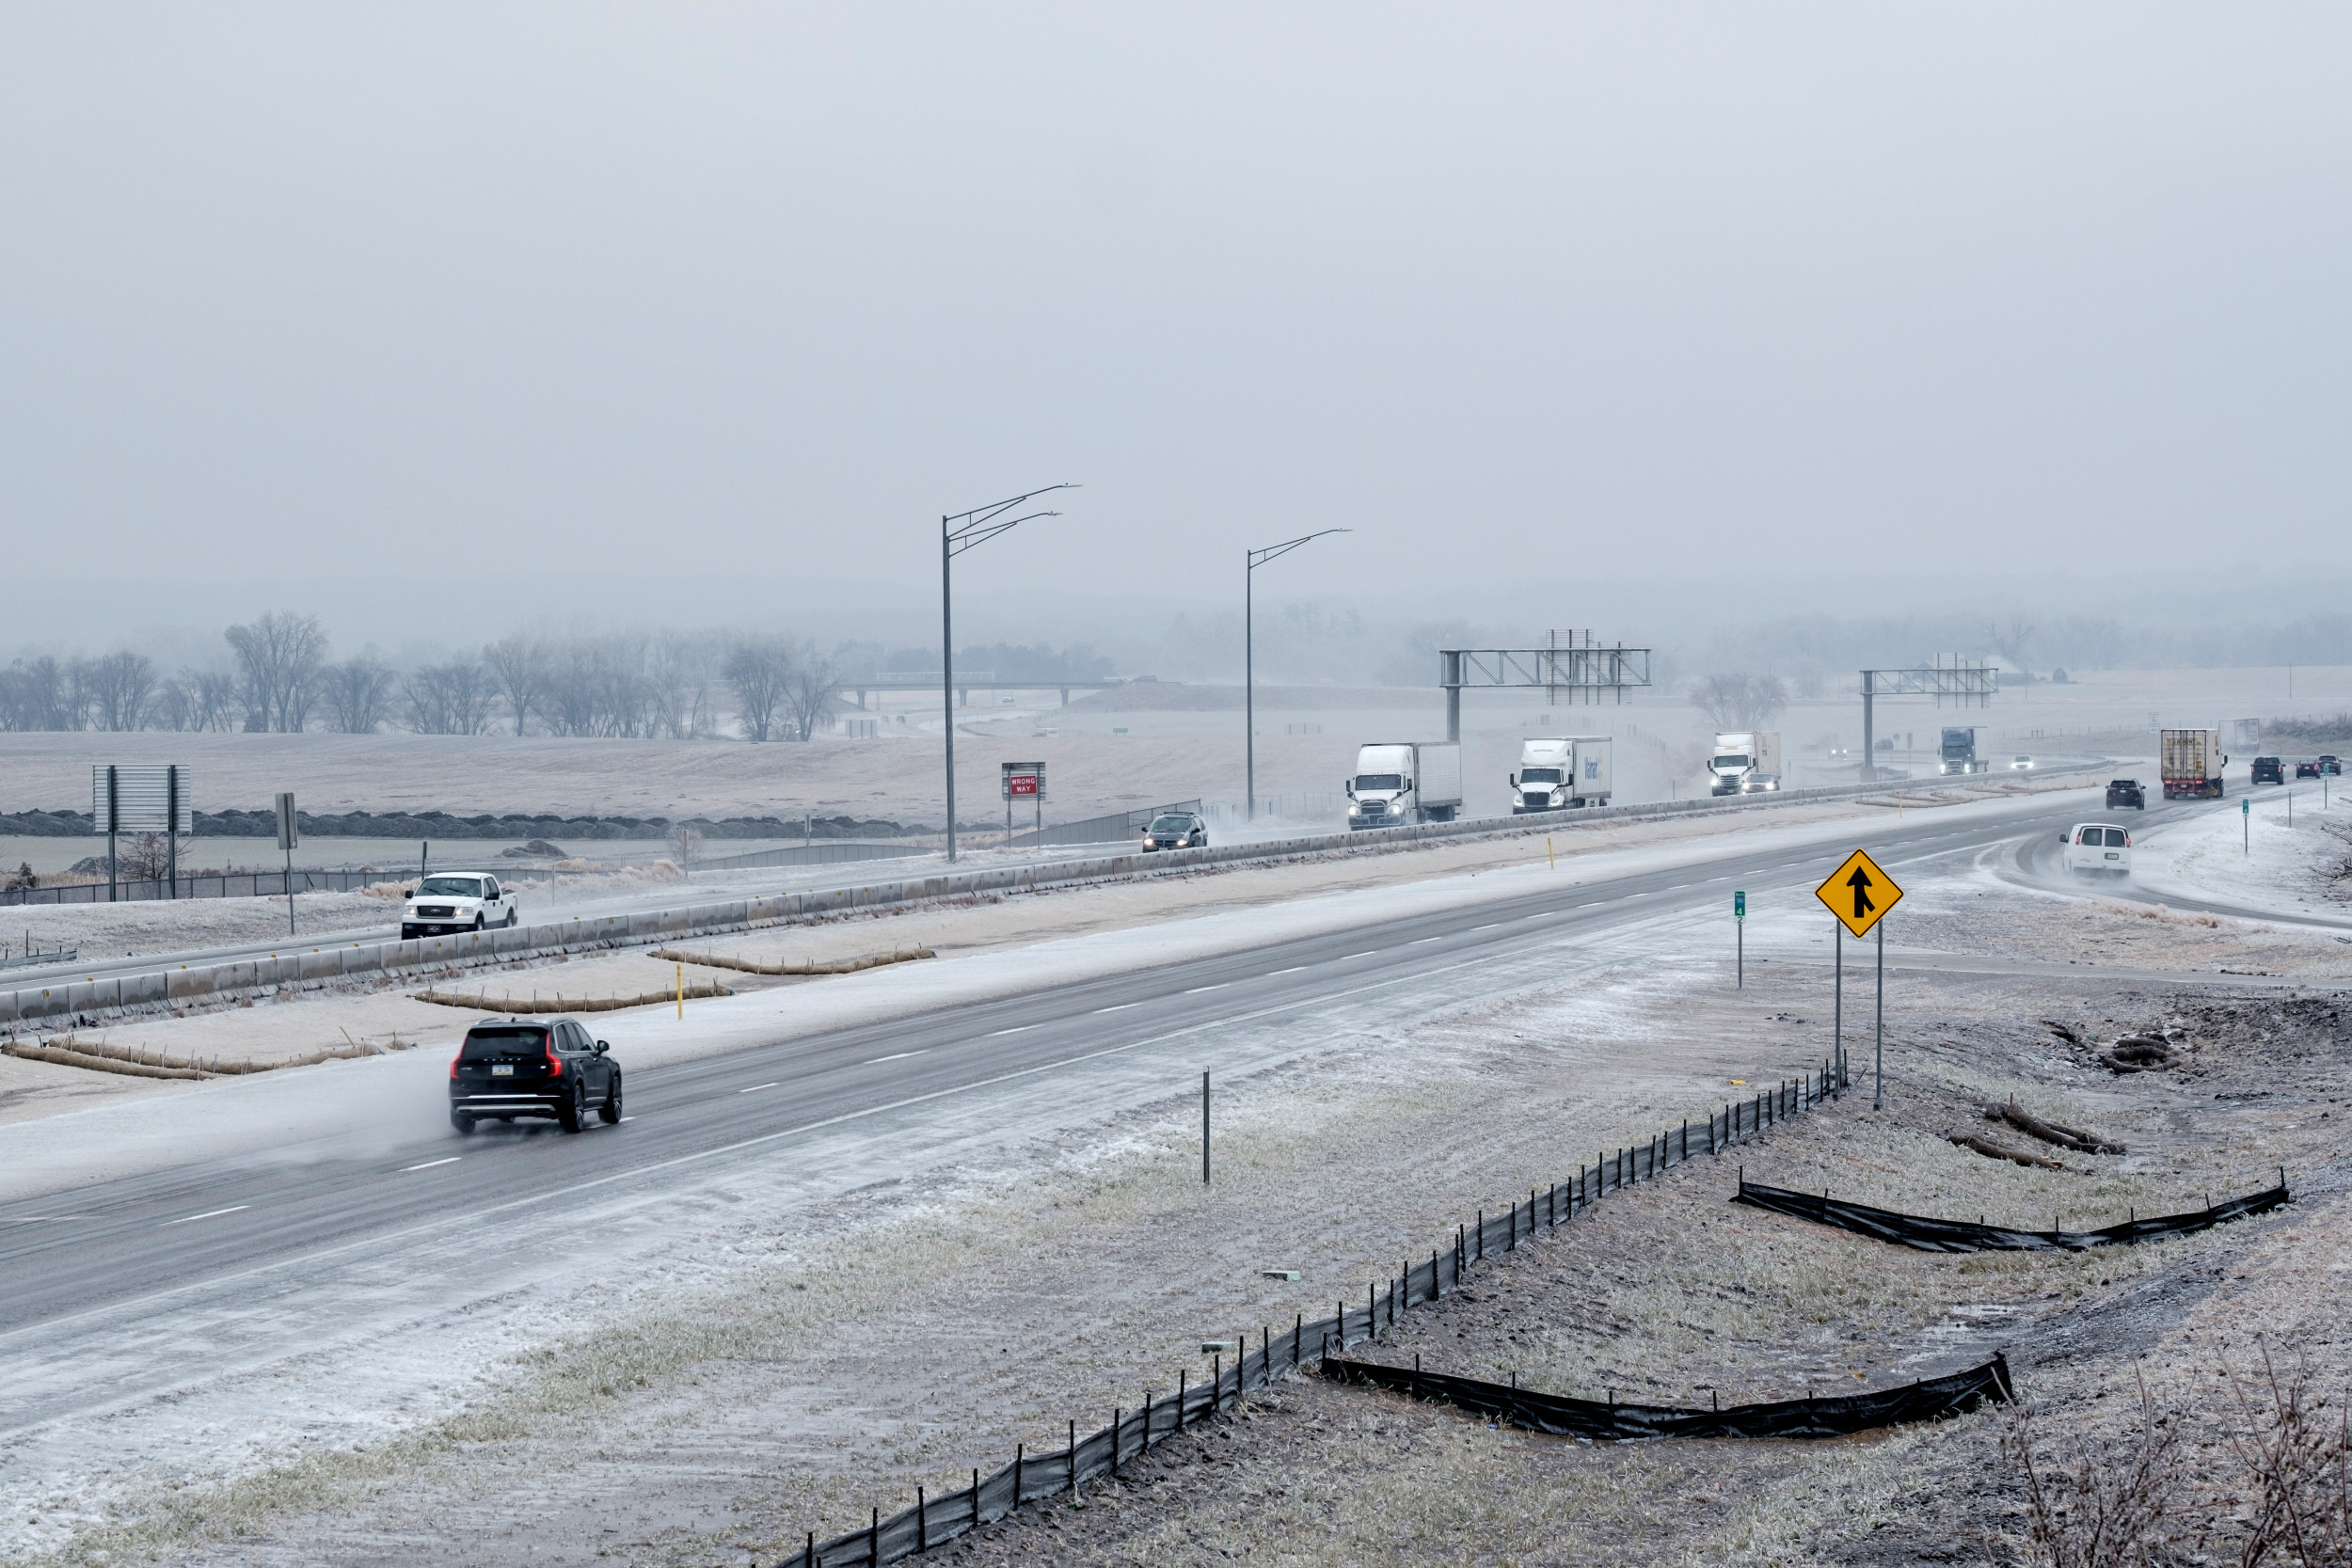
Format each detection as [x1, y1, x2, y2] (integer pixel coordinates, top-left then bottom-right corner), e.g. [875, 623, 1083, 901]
[909, 993, 2352, 1566]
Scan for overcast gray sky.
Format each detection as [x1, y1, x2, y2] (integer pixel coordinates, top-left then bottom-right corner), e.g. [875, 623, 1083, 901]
[6, 4, 2348, 619]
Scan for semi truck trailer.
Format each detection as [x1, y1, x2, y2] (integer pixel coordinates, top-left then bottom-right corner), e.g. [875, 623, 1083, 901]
[1708, 732, 1781, 796]
[1346, 742, 1462, 829]
[2161, 728, 2227, 799]
[1510, 736, 1613, 812]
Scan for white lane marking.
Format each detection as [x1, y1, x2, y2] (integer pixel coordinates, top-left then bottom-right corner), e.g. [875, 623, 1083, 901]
[165, 1206, 249, 1226]
[1269, 966, 1306, 975]
[987, 1025, 1035, 1037]
[13, 939, 1634, 1349]
[1411, 937, 1442, 944]
[1184, 984, 1228, 993]
[739, 1082, 781, 1093]
[1524, 911, 1558, 919]
[1094, 1003, 1140, 1014]
[1342, 952, 1378, 960]
[1472, 924, 1501, 931]
[866, 1051, 928, 1064]
[402, 1157, 461, 1172]
[618, 1116, 634, 1123]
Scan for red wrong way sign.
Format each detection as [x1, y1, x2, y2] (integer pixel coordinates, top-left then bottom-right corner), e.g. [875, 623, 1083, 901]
[1000, 761, 1046, 800]
[1008, 773, 1039, 797]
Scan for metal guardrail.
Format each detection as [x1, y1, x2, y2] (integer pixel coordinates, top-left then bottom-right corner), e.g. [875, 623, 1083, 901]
[691, 841, 934, 873]
[0, 943, 77, 970]
[0, 866, 421, 908]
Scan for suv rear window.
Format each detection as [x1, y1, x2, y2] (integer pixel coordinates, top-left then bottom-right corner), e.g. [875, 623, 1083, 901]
[462, 1026, 548, 1060]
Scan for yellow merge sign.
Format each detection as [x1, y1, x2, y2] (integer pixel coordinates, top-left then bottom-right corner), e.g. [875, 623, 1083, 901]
[1815, 848, 1902, 939]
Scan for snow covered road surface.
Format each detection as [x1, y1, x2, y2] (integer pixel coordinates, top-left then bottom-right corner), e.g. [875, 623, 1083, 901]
[0, 786, 2125, 1561]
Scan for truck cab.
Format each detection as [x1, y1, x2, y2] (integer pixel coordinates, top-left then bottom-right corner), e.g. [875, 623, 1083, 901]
[1510, 736, 1613, 812]
[1347, 742, 1462, 829]
[1708, 732, 1780, 797]
[1939, 727, 1983, 775]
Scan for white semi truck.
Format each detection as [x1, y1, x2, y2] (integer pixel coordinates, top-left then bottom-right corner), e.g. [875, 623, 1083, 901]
[1510, 736, 1613, 813]
[1708, 732, 1782, 797]
[1346, 742, 1462, 829]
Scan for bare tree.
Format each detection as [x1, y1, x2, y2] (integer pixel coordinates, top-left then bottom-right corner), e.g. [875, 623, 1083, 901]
[778, 641, 843, 741]
[322, 657, 396, 735]
[403, 659, 493, 736]
[1988, 615, 2037, 674]
[183, 670, 241, 733]
[482, 636, 546, 736]
[82, 651, 157, 731]
[225, 611, 329, 733]
[0, 657, 73, 731]
[725, 637, 791, 742]
[1692, 673, 1788, 732]
[662, 821, 703, 869]
[119, 832, 173, 881]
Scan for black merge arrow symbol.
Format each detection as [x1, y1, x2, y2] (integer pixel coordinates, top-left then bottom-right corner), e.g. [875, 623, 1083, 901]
[1845, 866, 1876, 920]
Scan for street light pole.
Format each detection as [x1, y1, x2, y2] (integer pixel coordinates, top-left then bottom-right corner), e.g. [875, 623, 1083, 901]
[1246, 530, 1348, 820]
[941, 485, 1077, 863]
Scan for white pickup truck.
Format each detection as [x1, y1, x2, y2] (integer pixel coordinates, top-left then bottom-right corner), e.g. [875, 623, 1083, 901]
[402, 873, 520, 940]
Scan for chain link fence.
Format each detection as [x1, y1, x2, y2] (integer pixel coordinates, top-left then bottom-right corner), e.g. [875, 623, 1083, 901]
[789, 1061, 1851, 1566]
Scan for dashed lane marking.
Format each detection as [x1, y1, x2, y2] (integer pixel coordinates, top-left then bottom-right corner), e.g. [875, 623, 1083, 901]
[1095, 1003, 1140, 1013]
[987, 1025, 1035, 1037]
[1184, 984, 1228, 993]
[164, 1206, 249, 1227]
[738, 1082, 781, 1094]
[402, 1157, 461, 1172]
[866, 1052, 928, 1064]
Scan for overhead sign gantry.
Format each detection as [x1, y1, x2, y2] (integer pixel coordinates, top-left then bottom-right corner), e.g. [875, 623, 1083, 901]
[1857, 657, 1996, 781]
[1438, 630, 1652, 742]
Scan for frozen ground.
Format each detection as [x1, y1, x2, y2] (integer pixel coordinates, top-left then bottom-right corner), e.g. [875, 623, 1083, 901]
[6, 779, 2345, 1565]
[2128, 785, 2352, 918]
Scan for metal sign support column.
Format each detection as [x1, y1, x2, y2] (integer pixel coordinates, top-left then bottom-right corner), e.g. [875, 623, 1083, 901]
[104, 765, 119, 903]
[1875, 923, 1886, 1111]
[1833, 924, 1842, 1084]
[165, 764, 180, 899]
[275, 791, 298, 936]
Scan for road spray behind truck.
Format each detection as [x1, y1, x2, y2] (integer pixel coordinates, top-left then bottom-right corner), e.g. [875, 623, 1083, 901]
[1510, 736, 1613, 812]
[1708, 732, 1780, 796]
[2162, 728, 2227, 798]
[1346, 742, 1462, 828]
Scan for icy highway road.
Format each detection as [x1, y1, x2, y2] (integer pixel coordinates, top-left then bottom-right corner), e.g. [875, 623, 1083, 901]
[0, 793, 2110, 1424]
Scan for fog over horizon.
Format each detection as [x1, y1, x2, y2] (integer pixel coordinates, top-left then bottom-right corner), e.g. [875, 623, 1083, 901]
[8, 6, 2350, 667]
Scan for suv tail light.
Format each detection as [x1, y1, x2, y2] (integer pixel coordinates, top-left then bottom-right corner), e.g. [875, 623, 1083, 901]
[450, 1056, 459, 1080]
[545, 1044, 564, 1077]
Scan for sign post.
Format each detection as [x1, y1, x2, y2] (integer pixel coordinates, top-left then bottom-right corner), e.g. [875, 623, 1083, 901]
[1815, 848, 1904, 1110]
[1733, 890, 1745, 988]
[2243, 795, 2250, 854]
[92, 765, 192, 902]
[1001, 762, 1045, 843]
[275, 792, 299, 936]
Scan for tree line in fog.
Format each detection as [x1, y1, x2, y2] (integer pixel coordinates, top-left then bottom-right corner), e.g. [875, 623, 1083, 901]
[0, 613, 847, 740]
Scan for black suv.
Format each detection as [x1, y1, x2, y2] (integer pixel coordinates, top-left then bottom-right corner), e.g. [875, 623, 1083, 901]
[1140, 812, 1208, 852]
[2251, 755, 2286, 785]
[449, 1017, 622, 1133]
[2105, 779, 2146, 810]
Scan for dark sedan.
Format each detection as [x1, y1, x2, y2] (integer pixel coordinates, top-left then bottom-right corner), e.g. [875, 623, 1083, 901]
[2296, 758, 2322, 780]
[449, 1017, 622, 1133]
[1140, 813, 1208, 852]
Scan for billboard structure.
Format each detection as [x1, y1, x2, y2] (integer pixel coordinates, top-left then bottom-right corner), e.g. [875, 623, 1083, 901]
[92, 765, 192, 901]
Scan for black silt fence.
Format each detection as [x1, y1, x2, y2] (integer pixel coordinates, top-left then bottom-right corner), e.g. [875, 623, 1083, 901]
[1321, 1350, 2014, 1441]
[1733, 1175, 2293, 1253]
[791, 1059, 1850, 1566]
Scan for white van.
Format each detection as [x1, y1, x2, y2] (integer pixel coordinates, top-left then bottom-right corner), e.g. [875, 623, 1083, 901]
[2063, 823, 2133, 877]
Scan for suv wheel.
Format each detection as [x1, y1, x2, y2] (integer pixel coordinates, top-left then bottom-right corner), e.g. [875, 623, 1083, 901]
[599, 1072, 623, 1125]
[451, 1110, 476, 1134]
[472, 913, 485, 932]
[505, 908, 518, 928]
[558, 1083, 584, 1133]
